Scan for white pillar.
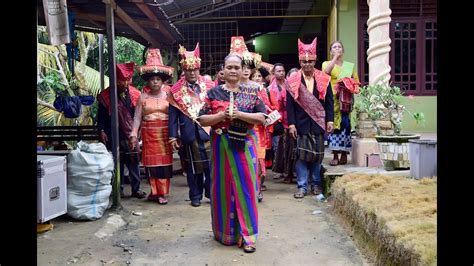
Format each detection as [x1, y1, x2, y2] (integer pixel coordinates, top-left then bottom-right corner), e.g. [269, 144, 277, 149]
[366, 0, 391, 85]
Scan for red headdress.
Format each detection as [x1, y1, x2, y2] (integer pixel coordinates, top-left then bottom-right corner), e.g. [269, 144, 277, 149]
[138, 48, 174, 81]
[178, 42, 201, 70]
[298, 37, 317, 61]
[228, 36, 262, 69]
[116, 62, 135, 81]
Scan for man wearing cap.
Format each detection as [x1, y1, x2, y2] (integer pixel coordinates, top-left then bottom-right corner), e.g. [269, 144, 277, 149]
[97, 62, 147, 199]
[286, 38, 334, 199]
[168, 43, 214, 207]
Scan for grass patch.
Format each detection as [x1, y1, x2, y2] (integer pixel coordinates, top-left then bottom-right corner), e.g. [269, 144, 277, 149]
[331, 174, 436, 265]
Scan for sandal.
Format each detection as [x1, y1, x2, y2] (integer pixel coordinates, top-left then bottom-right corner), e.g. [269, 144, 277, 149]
[273, 174, 284, 180]
[158, 196, 168, 205]
[293, 189, 306, 199]
[260, 184, 267, 191]
[311, 186, 322, 195]
[339, 156, 347, 165]
[147, 194, 158, 201]
[243, 244, 256, 253]
[257, 191, 263, 202]
[329, 159, 339, 166]
[132, 190, 147, 199]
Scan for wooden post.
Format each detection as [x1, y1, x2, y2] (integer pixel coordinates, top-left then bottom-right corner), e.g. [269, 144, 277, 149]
[105, 0, 121, 209]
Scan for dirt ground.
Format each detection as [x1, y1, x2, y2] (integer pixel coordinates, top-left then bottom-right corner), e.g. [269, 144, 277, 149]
[37, 167, 369, 265]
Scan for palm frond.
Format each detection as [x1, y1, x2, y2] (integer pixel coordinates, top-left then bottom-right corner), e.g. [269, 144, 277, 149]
[38, 43, 59, 72]
[37, 84, 62, 126]
[83, 32, 97, 47]
[38, 31, 108, 127]
[37, 106, 61, 126]
[81, 62, 109, 96]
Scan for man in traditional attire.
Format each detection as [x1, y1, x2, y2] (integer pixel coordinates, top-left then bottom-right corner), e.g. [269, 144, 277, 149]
[168, 43, 214, 207]
[286, 38, 334, 199]
[97, 62, 147, 199]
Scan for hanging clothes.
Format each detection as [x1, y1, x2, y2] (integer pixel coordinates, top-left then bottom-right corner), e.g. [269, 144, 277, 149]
[53, 95, 95, 118]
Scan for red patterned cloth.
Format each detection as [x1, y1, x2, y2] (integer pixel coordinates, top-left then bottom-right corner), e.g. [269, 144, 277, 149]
[97, 86, 141, 137]
[268, 78, 288, 129]
[149, 178, 170, 197]
[178, 43, 201, 70]
[138, 48, 174, 81]
[98, 86, 141, 115]
[287, 69, 330, 100]
[141, 119, 173, 167]
[199, 84, 266, 131]
[298, 38, 317, 61]
[286, 70, 330, 130]
[168, 76, 214, 120]
[335, 77, 360, 94]
[116, 62, 135, 81]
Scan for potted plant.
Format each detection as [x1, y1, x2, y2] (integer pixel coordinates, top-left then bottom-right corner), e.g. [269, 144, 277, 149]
[354, 83, 425, 170]
[353, 84, 390, 138]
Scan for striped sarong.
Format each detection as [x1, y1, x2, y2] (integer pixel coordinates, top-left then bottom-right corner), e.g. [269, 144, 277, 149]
[181, 139, 210, 175]
[295, 133, 325, 163]
[210, 129, 259, 247]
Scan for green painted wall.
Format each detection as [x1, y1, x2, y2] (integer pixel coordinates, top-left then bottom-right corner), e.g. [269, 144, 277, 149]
[337, 0, 359, 70]
[254, 33, 297, 62]
[336, 0, 436, 133]
[254, 18, 326, 64]
[254, 0, 437, 134]
[401, 96, 437, 133]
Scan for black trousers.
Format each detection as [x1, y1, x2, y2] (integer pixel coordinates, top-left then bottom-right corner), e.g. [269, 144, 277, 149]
[186, 167, 210, 201]
[181, 140, 211, 201]
[119, 140, 141, 194]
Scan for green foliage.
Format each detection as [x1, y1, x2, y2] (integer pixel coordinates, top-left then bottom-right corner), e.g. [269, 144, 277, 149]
[38, 26, 146, 127]
[40, 71, 66, 93]
[37, 28, 109, 126]
[87, 36, 146, 89]
[37, 26, 50, 45]
[354, 84, 425, 135]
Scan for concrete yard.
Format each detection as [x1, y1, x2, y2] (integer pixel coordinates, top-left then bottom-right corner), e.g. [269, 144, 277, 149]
[38, 166, 368, 265]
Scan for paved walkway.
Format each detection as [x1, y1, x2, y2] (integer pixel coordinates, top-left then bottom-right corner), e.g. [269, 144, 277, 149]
[37, 133, 436, 264]
[38, 170, 368, 265]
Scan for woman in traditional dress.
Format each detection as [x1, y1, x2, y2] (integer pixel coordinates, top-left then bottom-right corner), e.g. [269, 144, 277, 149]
[322, 41, 359, 165]
[228, 36, 267, 201]
[129, 48, 175, 204]
[198, 54, 266, 253]
[251, 67, 278, 197]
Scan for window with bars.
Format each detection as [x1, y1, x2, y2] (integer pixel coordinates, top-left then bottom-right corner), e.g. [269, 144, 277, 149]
[358, 0, 437, 96]
[177, 21, 238, 77]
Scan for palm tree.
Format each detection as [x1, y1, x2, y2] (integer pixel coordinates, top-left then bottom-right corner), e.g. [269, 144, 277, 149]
[37, 27, 109, 126]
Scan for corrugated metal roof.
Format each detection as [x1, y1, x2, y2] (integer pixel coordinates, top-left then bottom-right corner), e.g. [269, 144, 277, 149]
[37, 0, 183, 48]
